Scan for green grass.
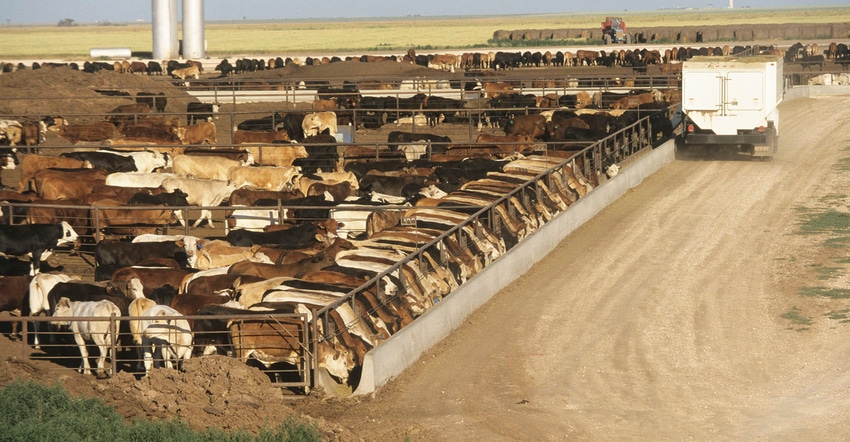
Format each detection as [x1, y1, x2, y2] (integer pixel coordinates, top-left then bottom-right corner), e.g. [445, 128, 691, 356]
[798, 286, 850, 299]
[794, 207, 850, 235]
[824, 309, 850, 323]
[781, 307, 813, 329]
[0, 380, 321, 442]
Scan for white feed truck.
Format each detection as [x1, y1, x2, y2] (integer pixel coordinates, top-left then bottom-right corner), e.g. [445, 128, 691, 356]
[679, 55, 785, 159]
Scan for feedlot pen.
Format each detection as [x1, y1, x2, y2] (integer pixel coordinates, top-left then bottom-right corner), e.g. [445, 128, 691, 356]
[0, 71, 675, 394]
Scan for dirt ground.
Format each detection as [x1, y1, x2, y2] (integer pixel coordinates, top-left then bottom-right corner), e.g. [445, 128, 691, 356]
[2, 49, 850, 440]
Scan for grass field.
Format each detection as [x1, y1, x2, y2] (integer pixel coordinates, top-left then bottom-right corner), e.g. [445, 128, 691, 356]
[0, 6, 847, 59]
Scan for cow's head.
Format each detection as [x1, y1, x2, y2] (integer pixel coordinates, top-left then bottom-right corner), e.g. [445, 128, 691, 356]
[57, 221, 80, 249]
[50, 297, 74, 327]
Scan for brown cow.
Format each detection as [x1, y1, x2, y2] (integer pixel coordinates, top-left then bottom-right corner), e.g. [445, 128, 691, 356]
[18, 154, 93, 192]
[171, 64, 200, 80]
[475, 133, 536, 154]
[0, 275, 35, 340]
[36, 172, 108, 201]
[89, 198, 179, 241]
[232, 130, 290, 144]
[503, 114, 547, 138]
[176, 121, 217, 145]
[243, 144, 308, 167]
[57, 121, 117, 144]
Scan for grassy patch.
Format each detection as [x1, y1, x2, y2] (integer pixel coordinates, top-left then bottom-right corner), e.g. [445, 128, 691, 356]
[781, 307, 813, 329]
[824, 309, 850, 322]
[795, 208, 850, 235]
[799, 286, 850, 299]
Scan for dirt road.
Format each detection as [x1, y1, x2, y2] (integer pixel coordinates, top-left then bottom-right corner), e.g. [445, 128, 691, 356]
[292, 96, 850, 440]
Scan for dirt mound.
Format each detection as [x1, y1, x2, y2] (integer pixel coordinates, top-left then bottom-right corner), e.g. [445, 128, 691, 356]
[0, 344, 355, 439]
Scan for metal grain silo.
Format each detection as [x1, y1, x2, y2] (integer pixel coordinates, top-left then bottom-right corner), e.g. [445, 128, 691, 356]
[152, 0, 179, 59]
[182, 0, 205, 59]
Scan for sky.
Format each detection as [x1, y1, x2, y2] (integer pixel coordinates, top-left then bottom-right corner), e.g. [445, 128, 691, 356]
[0, 0, 843, 25]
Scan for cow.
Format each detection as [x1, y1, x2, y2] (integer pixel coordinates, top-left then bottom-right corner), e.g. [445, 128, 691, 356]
[227, 165, 302, 192]
[56, 121, 117, 144]
[0, 222, 78, 275]
[172, 154, 251, 181]
[475, 133, 536, 155]
[160, 176, 238, 228]
[176, 121, 217, 145]
[51, 297, 121, 378]
[18, 154, 93, 192]
[243, 144, 308, 167]
[0, 275, 33, 340]
[36, 174, 108, 202]
[226, 221, 322, 248]
[186, 102, 220, 125]
[106, 103, 152, 127]
[59, 151, 137, 173]
[232, 129, 291, 144]
[193, 239, 273, 271]
[88, 198, 180, 241]
[387, 131, 452, 151]
[171, 64, 200, 80]
[138, 304, 193, 374]
[503, 114, 547, 139]
[301, 111, 337, 137]
[94, 239, 191, 281]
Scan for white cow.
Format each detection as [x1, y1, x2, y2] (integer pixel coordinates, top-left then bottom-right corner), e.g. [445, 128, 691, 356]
[139, 304, 193, 374]
[28, 273, 80, 348]
[160, 177, 238, 228]
[301, 111, 337, 137]
[51, 297, 121, 378]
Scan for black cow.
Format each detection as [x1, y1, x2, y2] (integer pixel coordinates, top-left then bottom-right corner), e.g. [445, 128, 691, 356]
[186, 102, 220, 125]
[128, 189, 189, 207]
[147, 61, 163, 75]
[225, 220, 321, 248]
[59, 151, 137, 173]
[94, 239, 190, 281]
[236, 112, 287, 132]
[387, 131, 452, 151]
[0, 221, 78, 275]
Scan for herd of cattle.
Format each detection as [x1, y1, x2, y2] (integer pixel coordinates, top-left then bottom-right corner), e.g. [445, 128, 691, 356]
[0, 41, 692, 387]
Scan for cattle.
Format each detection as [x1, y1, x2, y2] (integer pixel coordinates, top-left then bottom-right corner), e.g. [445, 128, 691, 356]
[136, 92, 167, 112]
[88, 198, 180, 241]
[105, 172, 180, 189]
[387, 131, 452, 151]
[227, 165, 302, 192]
[307, 181, 352, 202]
[94, 239, 190, 281]
[193, 239, 273, 271]
[106, 103, 152, 127]
[129, 61, 148, 74]
[0, 275, 33, 340]
[226, 221, 322, 248]
[172, 154, 251, 181]
[51, 297, 121, 378]
[121, 121, 183, 144]
[301, 111, 338, 137]
[243, 144, 308, 167]
[110, 265, 196, 298]
[20, 120, 45, 147]
[35, 172, 108, 201]
[186, 102, 220, 125]
[160, 176, 238, 228]
[176, 121, 217, 145]
[0, 222, 78, 275]
[232, 129, 291, 144]
[0, 120, 22, 146]
[59, 150, 138, 173]
[147, 61, 163, 75]
[57, 121, 117, 144]
[138, 304, 193, 373]
[171, 64, 200, 80]
[503, 114, 547, 138]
